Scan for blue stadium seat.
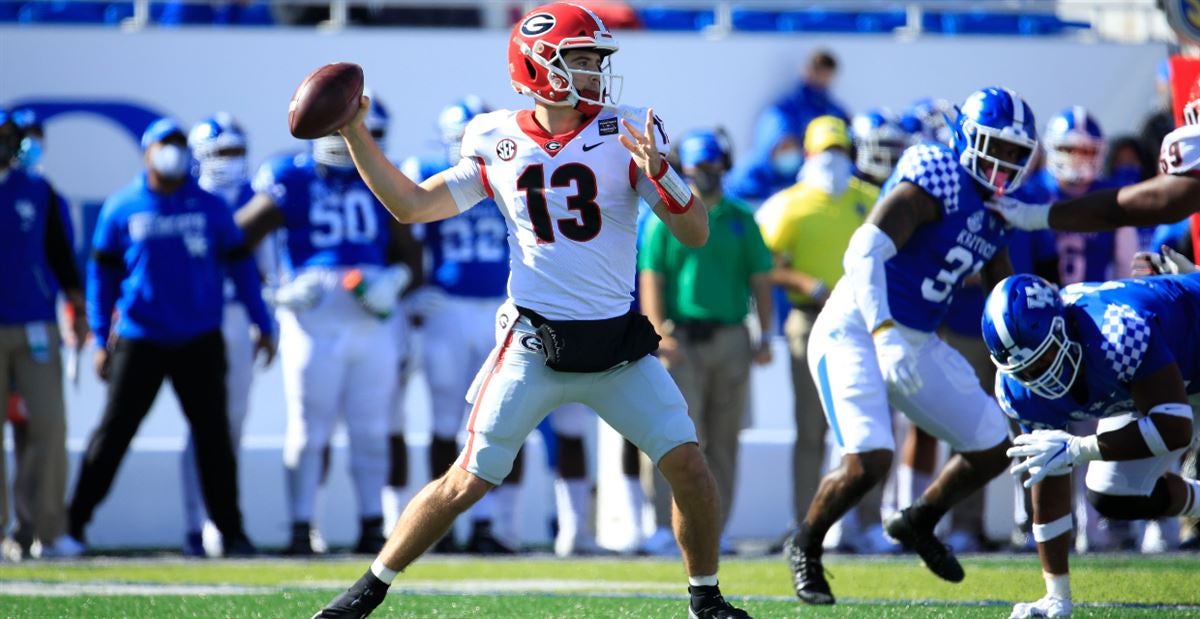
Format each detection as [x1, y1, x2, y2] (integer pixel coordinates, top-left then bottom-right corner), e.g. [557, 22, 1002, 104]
[104, 2, 133, 24]
[155, 1, 215, 26]
[731, 8, 905, 34]
[637, 7, 714, 31]
[18, 1, 106, 24]
[0, 2, 22, 22]
[924, 10, 1089, 36]
[214, 1, 273, 26]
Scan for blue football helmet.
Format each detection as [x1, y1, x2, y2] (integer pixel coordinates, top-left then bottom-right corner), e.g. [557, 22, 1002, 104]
[851, 109, 912, 182]
[907, 97, 954, 145]
[981, 274, 1082, 400]
[313, 90, 389, 169]
[1043, 106, 1105, 187]
[951, 87, 1039, 195]
[188, 112, 249, 188]
[437, 95, 490, 164]
[12, 108, 44, 170]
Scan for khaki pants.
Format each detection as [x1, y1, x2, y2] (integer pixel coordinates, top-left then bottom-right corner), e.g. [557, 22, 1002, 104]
[662, 323, 752, 530]
[0, 323, 68, 547]
[786, 308, 827, 523]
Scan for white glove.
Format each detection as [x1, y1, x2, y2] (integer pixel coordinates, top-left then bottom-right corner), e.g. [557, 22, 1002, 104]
[361, 265, 412, 318]
[986, 196, 1051, 231]
[405, 286, 448, 321]
[1007, 429, 1098, 488]
[267, 269, 325, 311]
[873, 326, 923, 396]
[1010, 595, 1072, 618]
[1132, 245, 1197, 276]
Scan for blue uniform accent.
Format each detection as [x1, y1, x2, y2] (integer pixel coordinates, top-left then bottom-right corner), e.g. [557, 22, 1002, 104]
[0, 168, 65, 323]
[404, 154, 509, 298]
[1031, 170, 1126, 284]
[943, 228, 1057, 338]
[87, 172, 272, 344]
[880, 142, 1014, 332]
[997, 275, 1200, 430]
[252, 152, 391, 274]
[816, 355, 844, 448]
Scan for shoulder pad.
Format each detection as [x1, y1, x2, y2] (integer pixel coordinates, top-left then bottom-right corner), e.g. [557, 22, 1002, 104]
[1159, 124, 1200, 176]
[1096, 302, 1152, 382]
[461, 110, 517, 160]
[894, 143, 962, 214]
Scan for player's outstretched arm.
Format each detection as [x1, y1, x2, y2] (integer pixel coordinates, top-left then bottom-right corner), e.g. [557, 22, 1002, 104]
[1047, 174, 1200, 231]
[342, 96, 462, 224]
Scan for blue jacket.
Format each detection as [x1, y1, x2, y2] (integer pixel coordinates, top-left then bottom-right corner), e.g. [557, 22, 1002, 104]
[87, 172, 273, 345]
[0, 168, 79, 324]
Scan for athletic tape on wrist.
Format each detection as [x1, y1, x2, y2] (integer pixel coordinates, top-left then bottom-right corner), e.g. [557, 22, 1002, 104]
[1032, 514, 1072, 543]
[651, 158, 694, 214]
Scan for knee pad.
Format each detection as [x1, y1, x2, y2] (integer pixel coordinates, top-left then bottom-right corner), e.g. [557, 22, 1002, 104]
[1086, 478, 1171, 520]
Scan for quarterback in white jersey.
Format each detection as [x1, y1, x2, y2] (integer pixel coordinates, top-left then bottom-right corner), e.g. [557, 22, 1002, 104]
[315, 4, 749, 619]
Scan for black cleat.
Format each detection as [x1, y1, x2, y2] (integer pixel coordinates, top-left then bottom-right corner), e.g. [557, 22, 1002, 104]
[688, 585, 752, 618]
[430, 534, 458, 554]
[354, 517, 387, 555]
[884, 508, 964, 583]
[284, 522, 316, 556]
[465, 521, 516, 555]
[784, 533, 834, 605]
[312, 570, 390, 618]
[223, 533, 258, 558]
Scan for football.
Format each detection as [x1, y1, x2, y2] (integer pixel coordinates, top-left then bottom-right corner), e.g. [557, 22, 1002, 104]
[287, 62, 365, 140]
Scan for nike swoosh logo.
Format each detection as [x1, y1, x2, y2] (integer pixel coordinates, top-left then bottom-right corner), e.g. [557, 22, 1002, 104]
[582, 142, 603, 152]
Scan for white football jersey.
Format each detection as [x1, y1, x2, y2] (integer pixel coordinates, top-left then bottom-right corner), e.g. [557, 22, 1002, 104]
[441, 105, 669, 320]
[1159, 123, 1200, 176]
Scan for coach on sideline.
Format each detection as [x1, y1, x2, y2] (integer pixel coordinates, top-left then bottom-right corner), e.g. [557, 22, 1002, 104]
[64, 118, 274, 554]
[639, 128, 775, 538]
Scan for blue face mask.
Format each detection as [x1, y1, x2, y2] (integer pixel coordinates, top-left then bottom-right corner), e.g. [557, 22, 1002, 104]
[772, 149, 803, 179]
[17, 136, 42, 169]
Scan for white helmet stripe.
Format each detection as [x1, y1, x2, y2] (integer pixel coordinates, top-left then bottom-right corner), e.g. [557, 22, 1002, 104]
[986, 298, 1016, 349]
[1004, 88, 1024, 132]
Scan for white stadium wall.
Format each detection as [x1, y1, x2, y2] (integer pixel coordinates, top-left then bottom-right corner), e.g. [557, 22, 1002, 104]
[1, 27, 1167, 549]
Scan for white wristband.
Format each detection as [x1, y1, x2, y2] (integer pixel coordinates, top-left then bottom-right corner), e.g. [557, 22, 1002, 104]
[1032, 514, 1072, 542]
[1072, 435, 1101, 463]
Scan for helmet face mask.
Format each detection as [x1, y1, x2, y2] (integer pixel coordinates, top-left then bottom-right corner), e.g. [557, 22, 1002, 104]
[982, 275, 1082, 400]
[852, 110, 912, 181]
[313, 95, 387, 169]
[953, 88, 1038, 195]
[438, 95, 490, 164]
[188, 113, 249, 188]
[1043, 106, 1105, 187]
[509, 3, 622, 115]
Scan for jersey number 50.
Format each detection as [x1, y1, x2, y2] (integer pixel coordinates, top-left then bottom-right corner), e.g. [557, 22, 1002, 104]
[516, 163, 602, 244]
[310, 190, 379, 248]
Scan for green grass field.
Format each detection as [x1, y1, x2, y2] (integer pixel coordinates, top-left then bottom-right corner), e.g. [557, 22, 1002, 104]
[2, 553, 1198, 617]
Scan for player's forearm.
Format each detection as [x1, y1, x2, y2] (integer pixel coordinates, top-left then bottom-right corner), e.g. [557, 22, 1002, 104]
[1032, 474, 1072, 576]
[659, 197, 709, 247]
[1049, 176, 1199, 231]
[343, 124, 425, 223]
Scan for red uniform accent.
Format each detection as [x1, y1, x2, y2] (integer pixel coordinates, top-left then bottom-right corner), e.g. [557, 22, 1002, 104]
[459, 330, 514, 472]
[474, 156, 494, 199]
[1191, 213, 1199, 263]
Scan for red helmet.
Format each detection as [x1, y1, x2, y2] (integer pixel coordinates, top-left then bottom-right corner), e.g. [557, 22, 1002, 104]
[1185, 78, 1200, 126]
[508, 3, 622, 115]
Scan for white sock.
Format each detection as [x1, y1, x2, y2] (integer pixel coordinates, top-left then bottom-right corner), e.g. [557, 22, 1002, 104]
[1043, 572, 1070, 599]
[370, 558, 398, 585]
[565, 479, 590, 535]
[382, 486, 403, 534]
[688, 575, 718, 587]
[1181, 479, 1200, 518]
[625, 475, 646, 539]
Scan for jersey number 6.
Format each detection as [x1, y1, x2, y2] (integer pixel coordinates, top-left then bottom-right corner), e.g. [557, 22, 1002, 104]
[516, 163, 602, 244]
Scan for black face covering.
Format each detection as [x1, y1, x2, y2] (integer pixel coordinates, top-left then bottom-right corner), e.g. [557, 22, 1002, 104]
[687, 169, 723, 195]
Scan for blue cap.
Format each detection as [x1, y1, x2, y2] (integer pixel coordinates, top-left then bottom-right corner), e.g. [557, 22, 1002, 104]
[678, 130, 727, 167]
[141, 117, 186, 151]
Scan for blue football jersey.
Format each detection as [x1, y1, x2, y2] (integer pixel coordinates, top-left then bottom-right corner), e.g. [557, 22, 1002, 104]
[403, 154, 508, 298]
[879, 143, 1014, 332]
[997, 274, 1200, 430]
[1034, 171, 1125, 285]
[252, 153, 390, 273]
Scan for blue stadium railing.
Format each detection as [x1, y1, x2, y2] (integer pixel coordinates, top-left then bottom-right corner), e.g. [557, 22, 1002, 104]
[0, 1, 1091, 36]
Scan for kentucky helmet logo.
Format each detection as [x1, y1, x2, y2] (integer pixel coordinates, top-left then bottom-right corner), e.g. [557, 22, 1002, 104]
[520, 13, 556, 36]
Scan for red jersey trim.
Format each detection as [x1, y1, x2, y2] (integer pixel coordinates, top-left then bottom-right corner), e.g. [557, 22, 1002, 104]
[474, 156, 494, 199]
[516, 110, 599, 157]
[458, 330, 513, 473]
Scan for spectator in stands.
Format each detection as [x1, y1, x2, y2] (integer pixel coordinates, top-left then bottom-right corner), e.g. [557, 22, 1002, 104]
[1138, 59, 1175, 171]
[0, 109, 87, 560]
[755, 116, 880, 548]
[726, 49, 849, 202]
[1105, 135, 1153, 186]
[65, 118, 274, 555]
[639, 128, 775, 550]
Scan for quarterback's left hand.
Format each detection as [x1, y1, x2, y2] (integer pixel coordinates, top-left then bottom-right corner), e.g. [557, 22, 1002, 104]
[986, 196, 1051, 231]
[619, 107, 665, 179]
[1010, 595, 1072, 618]
[1007, 430, 1092, 488]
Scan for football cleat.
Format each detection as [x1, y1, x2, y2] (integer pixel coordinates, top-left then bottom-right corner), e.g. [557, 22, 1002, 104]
[688, 585, 753, 618]
[884, 508, 964, 583]
[465, 521, 516, 555]
[312, 571, 390, 619]
[784, 533, 834, 605]
[354, 517, 387, 555]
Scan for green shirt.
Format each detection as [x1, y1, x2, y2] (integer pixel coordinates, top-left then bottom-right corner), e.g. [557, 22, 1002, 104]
[638, 197, 773, 324]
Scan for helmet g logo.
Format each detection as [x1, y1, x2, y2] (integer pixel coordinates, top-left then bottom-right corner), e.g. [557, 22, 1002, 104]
[520, 13, 556, 36]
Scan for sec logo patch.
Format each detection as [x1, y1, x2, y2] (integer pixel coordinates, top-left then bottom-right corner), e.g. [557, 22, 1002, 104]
[497, 138, 517, 161]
